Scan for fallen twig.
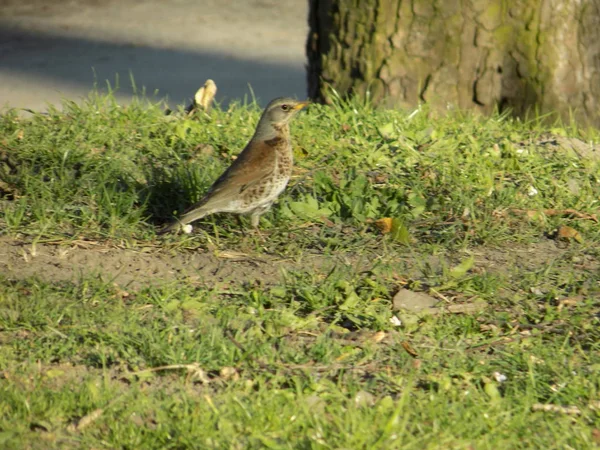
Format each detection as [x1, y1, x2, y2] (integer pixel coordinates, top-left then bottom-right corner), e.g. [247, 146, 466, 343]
[67, 408, 104, 432]
[510, 208, 598, 223]
[130, 363, 211, 383]
[531, 403, 581, 415]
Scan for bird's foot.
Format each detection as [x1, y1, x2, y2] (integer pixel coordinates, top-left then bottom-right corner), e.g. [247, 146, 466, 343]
[254, 228, 268, 242]
[157, 222, 193, 236]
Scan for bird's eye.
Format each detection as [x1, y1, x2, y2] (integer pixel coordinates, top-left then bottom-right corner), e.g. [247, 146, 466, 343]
[281, 104, 290, 111]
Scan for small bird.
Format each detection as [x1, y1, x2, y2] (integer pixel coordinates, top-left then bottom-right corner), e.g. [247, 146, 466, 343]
[160, 97, 309, 235]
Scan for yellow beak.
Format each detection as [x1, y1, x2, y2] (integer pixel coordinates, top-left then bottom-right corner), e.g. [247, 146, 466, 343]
[293, 101, 310, 110]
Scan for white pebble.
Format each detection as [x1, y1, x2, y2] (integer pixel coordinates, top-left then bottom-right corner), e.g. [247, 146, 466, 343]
[389, 315, 402, 327]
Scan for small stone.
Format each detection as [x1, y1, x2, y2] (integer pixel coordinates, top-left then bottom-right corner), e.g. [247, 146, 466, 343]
[219, 366, 239, 381]
[493, 372, 507, 383]
[353, 390, 376, 408]
[389, 315, 402, 327]
[393, 289, 438, 313]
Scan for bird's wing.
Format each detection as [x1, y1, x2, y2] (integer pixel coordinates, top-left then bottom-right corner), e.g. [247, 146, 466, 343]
[185, 138, 278, 212]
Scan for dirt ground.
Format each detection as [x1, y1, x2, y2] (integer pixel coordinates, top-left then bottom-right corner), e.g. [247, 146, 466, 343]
[0, 0, 308, 111]
[0, 234, 591, 292]
[0, 235, 336, 289]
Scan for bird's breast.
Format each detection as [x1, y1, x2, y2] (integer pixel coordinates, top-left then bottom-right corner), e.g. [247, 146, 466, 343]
[276, 150, 293, 177]
[275, 136, 293, 176]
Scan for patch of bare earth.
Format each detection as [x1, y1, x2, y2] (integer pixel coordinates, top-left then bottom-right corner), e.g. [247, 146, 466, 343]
[0, 236, 327, 289]
[0, 235, 596, 290]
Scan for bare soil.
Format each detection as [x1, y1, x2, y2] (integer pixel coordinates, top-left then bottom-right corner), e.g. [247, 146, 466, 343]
[0, 235, 592, 292]
[0, 236, 334, 289]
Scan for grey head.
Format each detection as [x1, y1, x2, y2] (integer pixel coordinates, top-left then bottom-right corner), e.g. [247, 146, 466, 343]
[253, 97, 310, 140]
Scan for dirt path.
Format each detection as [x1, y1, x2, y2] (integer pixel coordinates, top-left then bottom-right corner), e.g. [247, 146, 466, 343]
[0, 237, 323, 289]
[0, 0, 308, 111]
[1, 235, 592, 292]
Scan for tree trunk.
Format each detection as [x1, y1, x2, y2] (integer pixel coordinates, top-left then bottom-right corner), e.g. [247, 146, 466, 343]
[306, 0, 600, 126]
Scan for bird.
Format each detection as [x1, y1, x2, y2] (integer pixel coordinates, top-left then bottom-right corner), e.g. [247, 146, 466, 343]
[159, 97, 309, 235]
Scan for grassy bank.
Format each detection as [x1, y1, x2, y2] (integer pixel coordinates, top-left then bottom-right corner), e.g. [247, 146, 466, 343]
[0, 94, 599, 448]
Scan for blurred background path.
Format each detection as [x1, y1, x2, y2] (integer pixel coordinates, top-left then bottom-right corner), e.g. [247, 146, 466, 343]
[0, 0, 308, 111]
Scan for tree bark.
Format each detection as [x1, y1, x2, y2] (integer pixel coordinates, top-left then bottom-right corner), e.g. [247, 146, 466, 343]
[307, 0, 600, 126]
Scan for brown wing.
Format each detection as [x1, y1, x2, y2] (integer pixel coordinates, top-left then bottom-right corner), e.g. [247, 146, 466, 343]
[185, 139, 276, 212]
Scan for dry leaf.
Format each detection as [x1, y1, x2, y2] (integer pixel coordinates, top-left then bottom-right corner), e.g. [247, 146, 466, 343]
[374, 218, 393, 234]
[547, 208, 597, 220]
[370, 331, 386, 343]
[113, 285, 130, 300]
[373, 218, 411, 243]
[592, 429, 600, 445]
[320, 216, 335, 227]
[556, 225, 583, 243]
[558, 296, 583, 310]
[401, 341, 419, 357]
[369, 172, 389, 184]
[194, 79, 217, 111]
[479, 323, 499, 332]
[192, 143, 215, 156]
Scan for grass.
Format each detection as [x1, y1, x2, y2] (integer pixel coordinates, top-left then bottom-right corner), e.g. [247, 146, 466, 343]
[0, 91, 599, 449]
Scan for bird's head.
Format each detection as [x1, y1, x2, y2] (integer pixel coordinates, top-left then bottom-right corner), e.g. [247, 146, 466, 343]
[254, 97, 309, 139]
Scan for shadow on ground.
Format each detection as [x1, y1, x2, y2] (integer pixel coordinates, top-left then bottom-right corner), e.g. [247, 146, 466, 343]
[0, 26, 306, 110]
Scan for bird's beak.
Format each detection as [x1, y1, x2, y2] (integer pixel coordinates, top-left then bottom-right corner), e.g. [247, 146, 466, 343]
[293, 101, 310, 110]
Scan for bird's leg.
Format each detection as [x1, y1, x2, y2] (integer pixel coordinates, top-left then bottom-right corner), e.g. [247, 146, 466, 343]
[249, 213, 266, 241]
[250, 213, 260, 229]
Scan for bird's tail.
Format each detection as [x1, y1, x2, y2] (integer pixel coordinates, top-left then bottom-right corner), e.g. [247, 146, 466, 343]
[158, 207, 210, 235]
